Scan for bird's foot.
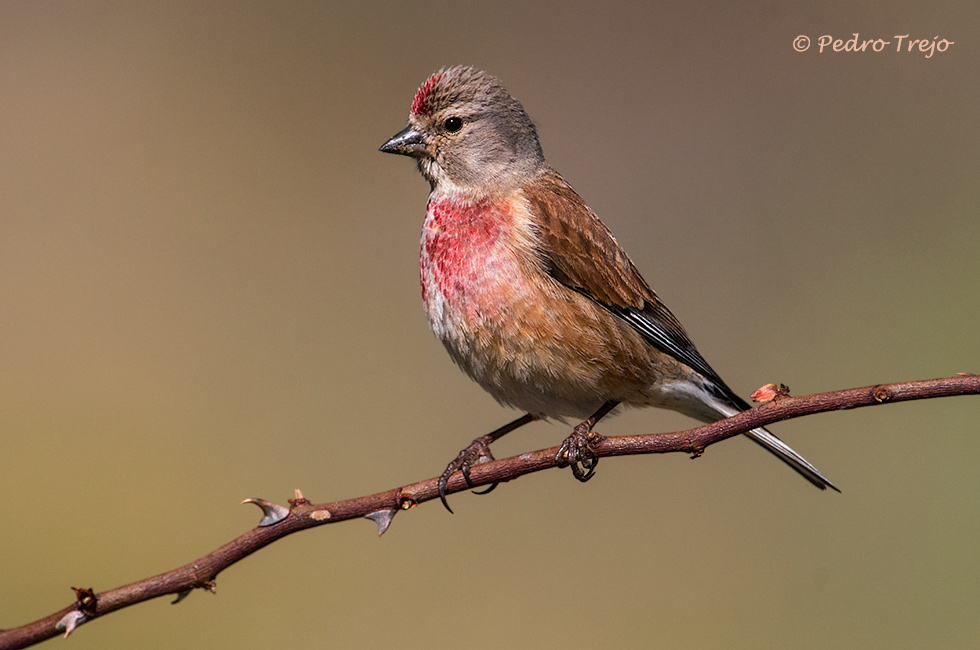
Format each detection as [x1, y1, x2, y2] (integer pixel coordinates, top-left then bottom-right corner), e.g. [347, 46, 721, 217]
[437, 434, 499, 513]
[555, 421, 603, 482]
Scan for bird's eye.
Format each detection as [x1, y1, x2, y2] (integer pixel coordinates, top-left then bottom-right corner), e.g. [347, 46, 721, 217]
[443, 117, 463, 133]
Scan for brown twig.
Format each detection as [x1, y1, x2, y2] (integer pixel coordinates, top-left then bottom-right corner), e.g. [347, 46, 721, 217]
[1, 375, 977, 650]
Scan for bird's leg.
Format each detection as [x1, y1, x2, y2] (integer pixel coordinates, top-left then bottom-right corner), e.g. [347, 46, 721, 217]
[438, 413, 537, 512]
[556, 401, 619, 482]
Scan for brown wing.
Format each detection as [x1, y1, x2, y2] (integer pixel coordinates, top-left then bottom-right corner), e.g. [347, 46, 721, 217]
[525, 169, 729, 389]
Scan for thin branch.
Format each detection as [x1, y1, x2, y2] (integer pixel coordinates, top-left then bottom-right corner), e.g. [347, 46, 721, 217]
[1, 375, 977, 650]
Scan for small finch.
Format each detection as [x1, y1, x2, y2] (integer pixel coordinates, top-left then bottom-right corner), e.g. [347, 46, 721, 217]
[380, 66, 837, 510]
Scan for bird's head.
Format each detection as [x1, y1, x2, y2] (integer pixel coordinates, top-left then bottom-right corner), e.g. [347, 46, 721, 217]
[380, 66, 546, 197]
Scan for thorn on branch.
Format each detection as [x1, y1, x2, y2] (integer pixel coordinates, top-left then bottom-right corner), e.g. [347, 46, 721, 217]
[172, 589, 193, 605]
[364, 509, 396, 536]
[242, 498, 291, 527]
[55, 587, 97, 639]
[55, 611, 86, 639]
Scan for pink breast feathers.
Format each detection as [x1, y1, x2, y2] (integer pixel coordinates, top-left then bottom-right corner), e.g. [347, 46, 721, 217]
[420, 197, 525, 327]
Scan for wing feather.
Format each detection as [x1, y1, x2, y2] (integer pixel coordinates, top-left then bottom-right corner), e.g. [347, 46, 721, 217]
[524, 170, 729, 391]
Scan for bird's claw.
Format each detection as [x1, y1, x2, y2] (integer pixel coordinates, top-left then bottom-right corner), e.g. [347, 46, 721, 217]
[437, 434, 498, 513]
[556, 424, 602, 482]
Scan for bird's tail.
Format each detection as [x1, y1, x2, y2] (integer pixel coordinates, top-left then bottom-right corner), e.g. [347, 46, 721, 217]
[674, 377, 840, 492]
[744, 423, 838, 491]
[712, 396, 839, 492]
[661, 375, 838, 491]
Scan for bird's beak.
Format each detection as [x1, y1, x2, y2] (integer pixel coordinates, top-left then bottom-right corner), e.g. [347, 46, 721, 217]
[379, 125, 426, 158]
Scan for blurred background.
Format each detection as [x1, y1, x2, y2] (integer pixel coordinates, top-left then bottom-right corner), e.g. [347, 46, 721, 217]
[1, 1, 977, 648]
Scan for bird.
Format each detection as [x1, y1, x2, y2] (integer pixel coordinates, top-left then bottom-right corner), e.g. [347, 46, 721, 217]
[379, 66, 837, 511]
